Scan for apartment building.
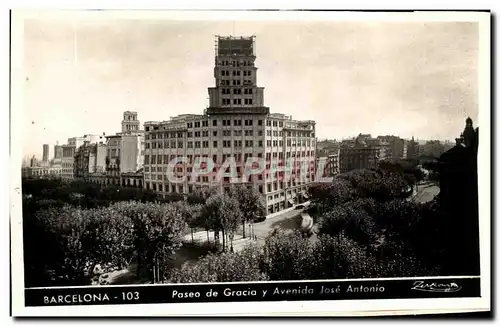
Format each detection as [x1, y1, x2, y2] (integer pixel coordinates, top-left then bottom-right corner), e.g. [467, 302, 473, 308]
[143, 36, 316, 215]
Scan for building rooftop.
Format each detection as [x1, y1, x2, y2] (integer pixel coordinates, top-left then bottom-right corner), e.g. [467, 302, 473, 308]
[216, 35, 255, 57]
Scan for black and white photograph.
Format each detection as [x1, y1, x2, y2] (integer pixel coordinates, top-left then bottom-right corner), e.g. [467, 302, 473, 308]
[9, 9, 491, 316]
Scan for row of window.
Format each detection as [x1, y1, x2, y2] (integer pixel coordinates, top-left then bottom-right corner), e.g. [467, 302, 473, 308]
[156, 119, 313, 132]
[221, 88, 253, 95]
[145, 172, 312, 186]
[143, 178, 311, 197]
[144, 182, 260, 195]
[145, 166, 314, 178]
[220, 80, 253, 86]
[218, 60, 254, 67]
[265, 140, 314, 147]
[146, 129, 314, 141]
[187, 121, 208, 128]
[220, 70, 253, 77]
[146, 139, 263, 151]
[145, 138, 314, 150]
[186, 119, 262, 129]
[221, 98, 253, 105]
[143, 151, 316, 165]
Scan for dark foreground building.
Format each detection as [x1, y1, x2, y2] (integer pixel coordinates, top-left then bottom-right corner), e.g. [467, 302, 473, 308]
[437, 117, 479, 275]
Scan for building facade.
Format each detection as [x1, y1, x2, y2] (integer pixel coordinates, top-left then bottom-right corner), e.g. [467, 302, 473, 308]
[316, 150, 340, 178]
[406, 136, 420, 160]
[22, 166, 63, 179]
[120, 170, 144, 188]
[74, 140, 107, 180]
[61, 134, 106, 180]
[120, 133, 144, 173]
[89, 111, 145, 187]
[377, 135, 407, 160]
[42, 144, 50, 163]
[143, 36, 316, 215]
[339, 145, 379, 173]
[421, 140, 446, 158]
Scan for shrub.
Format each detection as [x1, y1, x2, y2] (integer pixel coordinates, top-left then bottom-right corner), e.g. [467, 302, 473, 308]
[311, 233, 379, 279]
[168, 245, 267, 283]
[261, 230, 314, 280]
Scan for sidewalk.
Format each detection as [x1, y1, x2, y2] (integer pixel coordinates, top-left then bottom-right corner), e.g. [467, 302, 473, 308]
[182, 202, 309, 253]
[183, 230, 257, 253]
[266, 200, 311, 220]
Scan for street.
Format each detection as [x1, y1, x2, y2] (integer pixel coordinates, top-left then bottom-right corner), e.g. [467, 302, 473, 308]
[182, 206, 305, 252]
[412, 182, 440, 203]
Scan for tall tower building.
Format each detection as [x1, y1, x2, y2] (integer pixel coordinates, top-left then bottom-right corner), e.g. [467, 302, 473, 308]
[143, 36, 316, 216]
[121, 111, 140, 134]
[42, 144, 49, 162]
[53, 144, 63, 159]
[207, 36, 268, 115]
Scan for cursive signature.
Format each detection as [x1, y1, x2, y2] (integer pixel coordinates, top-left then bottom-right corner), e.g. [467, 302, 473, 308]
[411, 280, 462, 293]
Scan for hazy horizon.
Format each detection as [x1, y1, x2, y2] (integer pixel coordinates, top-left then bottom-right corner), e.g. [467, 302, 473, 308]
[22, 17, 479, 158]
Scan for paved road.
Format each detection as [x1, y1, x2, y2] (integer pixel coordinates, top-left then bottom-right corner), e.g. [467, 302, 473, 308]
[412, 182, 440, 203]
[240, 208, 303, 240]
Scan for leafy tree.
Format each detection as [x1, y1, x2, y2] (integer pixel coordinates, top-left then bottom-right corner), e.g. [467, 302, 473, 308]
[173, 201, 204, 243]
[204, 192, 242, 252]
[227, 185, 266, 238]
[187, 186, 220, 205]
[307, 178, 355, 218]
[261, 230, 314, 280]
[167, 245, 267, 283]
[378, 160, 425, 186]
[318, 198, 380, 246]
[311, 233, 379, 279]
[339, 169, 410, 201]
[111, 201, 187, 280]
[374, 199, 422, 245]
[32, 205, 135, 286]
[21, 177, 168, 209]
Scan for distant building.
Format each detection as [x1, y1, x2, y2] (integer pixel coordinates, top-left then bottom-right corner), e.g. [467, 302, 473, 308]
[122, 111, 140, 133]
[420, 140, 446, 158]
[339, 139, 379, 173]
[74, 140, 107, 180]
[377, 135, 407, 160]
[42, 144, 50, 163]
[22, 166, 62, 179]
[316, 140, 340, 158]
[53, 144, 63, 159]
[316, 150, 340, 178]
[85, 111, 145, 187]
[120, 169, 144, 188]
[29, 155, 38, 167]
[406, 136, 420, 159]
[61, 134, 106, 180]
[52, 144, 63, 166]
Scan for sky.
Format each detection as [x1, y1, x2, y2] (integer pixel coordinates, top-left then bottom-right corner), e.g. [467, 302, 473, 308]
[21, 16, 479, 158]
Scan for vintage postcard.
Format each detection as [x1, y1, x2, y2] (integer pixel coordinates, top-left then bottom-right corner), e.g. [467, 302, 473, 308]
[10, 10, 491, 317]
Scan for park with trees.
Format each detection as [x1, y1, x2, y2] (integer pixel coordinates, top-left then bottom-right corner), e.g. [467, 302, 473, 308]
[21, 155, 479, 287]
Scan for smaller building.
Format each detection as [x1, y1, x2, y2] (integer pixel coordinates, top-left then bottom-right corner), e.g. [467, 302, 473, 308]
[316, 150, 340, 179]
[74, 141, 107, 181]
[406, 136, 420, 159]
[22, 166, 63, 179]
[120, 169, 144, 188]
[42, 144, 50, 163]
[339, 145, 379, 173]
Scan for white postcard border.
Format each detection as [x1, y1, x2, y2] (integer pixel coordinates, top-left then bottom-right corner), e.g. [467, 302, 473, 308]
[10, 9, 491, 316]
